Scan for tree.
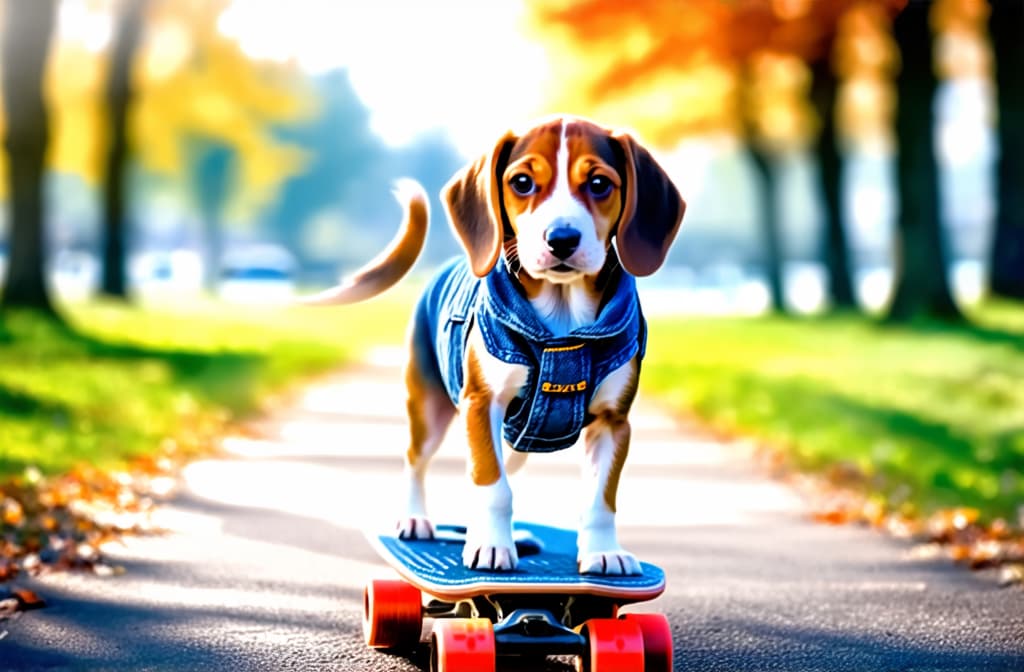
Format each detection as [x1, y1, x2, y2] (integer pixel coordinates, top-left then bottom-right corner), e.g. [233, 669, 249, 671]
[811, 57, 857, 311]
[1, 0, 59, 315]
[100, 0, 149, 299]
[988, 0, 1024, 300]
[742, 79, 787, 313]
[886, 0, 963, 322]
[132, 0, 312, 289]
[187, 138, 234, 289]
[527, 0, 860, 314]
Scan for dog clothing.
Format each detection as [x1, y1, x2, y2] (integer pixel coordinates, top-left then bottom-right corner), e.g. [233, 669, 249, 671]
[413, 257, 646, 453]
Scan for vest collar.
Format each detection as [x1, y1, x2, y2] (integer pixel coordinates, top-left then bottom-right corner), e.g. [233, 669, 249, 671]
[480, 260, 639, 344]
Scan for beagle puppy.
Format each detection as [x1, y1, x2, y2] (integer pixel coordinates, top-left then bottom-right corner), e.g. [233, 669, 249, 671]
[303, 116, 685, 575]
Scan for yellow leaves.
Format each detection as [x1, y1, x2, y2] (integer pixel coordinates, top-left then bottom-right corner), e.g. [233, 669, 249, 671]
[528, 0, 743, 146]
[0, 0, 312, 211]
[130, 0, 314, 216]
[746, 51, 818, 150]
[45, 41, 107, 186]
[832, 3, 899, 152]
[139, 18, 192, 83]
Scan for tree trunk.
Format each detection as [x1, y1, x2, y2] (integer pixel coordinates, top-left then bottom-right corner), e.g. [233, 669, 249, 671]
[748, 146, 786, 313]
[886, 0, 963, 323]
[1, 0, 57, 314]
[100, 0, 148, 299]
[989, 0, 1024, 300]
[810, 57, 857, 312]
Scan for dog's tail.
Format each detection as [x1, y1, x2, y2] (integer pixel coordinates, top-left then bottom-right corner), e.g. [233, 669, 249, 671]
[296, 179, 429, 306]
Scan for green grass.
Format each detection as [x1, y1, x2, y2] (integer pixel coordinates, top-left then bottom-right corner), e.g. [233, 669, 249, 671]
[0, 291, 414, 478]
[3, 284, 1022, 526]
[642, 302, 1024, 523]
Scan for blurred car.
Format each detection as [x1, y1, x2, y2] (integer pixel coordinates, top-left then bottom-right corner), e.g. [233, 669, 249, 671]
[52, 249, 100, 301]
[218, 244, 297, 305]
[132, 249, 204, 299]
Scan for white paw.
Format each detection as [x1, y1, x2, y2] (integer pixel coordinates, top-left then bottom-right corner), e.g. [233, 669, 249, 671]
[396, 516, 435, 540]
[463, 523, 518, 571]
[578, 550, 642, 576]
[463, 542, 518, 571]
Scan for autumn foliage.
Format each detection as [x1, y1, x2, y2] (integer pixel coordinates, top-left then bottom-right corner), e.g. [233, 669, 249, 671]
[526, 0, 955, 151]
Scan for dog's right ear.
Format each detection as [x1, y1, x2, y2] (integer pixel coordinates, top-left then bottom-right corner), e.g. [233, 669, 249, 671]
[442, 131, 516, 277]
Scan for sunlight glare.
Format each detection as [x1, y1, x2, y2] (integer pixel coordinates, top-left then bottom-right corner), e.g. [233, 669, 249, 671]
[220, 0, 548, 158]
[58, 0, 112, 53]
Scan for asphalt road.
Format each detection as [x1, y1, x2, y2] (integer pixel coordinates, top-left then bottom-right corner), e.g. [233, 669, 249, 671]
[3, 353, 1022, 671]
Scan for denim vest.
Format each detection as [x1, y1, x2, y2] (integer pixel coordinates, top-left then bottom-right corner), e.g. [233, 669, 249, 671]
[415, 257, 646, 453]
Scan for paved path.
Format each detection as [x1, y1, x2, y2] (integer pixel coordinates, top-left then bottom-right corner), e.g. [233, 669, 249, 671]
[3, 354, 1022, 671]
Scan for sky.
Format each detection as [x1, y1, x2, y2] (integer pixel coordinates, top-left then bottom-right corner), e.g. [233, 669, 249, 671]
[218, 0, 550, 159]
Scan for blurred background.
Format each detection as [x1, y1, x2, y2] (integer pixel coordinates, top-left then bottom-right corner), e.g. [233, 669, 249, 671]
[0, 0, 1022, 553]
[0, 0, 1018, 315]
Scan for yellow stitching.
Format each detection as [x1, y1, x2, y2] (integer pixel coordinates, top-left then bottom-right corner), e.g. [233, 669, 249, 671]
[543, 344, 584, 353]
[541, 380, 587, 393]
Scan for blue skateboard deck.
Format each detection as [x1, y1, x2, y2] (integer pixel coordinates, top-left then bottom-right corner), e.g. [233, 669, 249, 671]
[369, 522, 666, 603]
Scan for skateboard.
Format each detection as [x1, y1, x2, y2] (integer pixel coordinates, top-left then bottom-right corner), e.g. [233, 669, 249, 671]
[362, 522, 671, 671]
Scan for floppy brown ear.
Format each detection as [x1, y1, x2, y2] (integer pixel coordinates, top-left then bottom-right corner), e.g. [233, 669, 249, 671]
[442, 132, 516, 277]
[613, 133, 686, 277]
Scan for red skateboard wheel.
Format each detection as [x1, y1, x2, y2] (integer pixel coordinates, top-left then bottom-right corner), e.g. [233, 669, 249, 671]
[577, 617, 645, 672]
[621, 613, 673, 672]
[363, 579, 422, 649]
[430, 618, 496, 672]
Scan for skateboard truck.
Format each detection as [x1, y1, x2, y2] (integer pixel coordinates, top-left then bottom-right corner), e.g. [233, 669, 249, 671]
[492, 609, 585, 657]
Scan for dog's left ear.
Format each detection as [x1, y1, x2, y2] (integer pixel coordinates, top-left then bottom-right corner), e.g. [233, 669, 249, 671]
[612, 133, 686, 277]
[442, 131, 517, 278]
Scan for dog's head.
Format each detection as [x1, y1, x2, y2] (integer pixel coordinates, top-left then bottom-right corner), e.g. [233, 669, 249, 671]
[442, 116, 686, 281]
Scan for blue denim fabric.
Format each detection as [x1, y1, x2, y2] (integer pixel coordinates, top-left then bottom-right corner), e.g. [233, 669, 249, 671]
[415, 257, 646, 453]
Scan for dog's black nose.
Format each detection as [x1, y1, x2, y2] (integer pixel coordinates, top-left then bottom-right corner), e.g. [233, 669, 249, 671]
[544, 226, 581, 260]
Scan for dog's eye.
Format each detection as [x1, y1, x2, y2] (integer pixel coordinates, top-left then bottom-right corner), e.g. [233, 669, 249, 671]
[587, 175, 614, 199]
[510, 174, 536, 196]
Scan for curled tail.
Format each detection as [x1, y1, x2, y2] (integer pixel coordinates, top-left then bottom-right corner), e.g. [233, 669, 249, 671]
[297, 179, 429, 306]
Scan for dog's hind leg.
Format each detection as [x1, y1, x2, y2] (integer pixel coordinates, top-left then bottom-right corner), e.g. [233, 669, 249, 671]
[397, 331, 455, 540]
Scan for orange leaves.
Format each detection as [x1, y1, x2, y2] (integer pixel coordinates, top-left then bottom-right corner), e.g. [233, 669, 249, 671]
[808, 482, 1024, 582]
[2, 498, 24, 527]
[785, 449, 1024, 586]
[9, 588, 45, 611]
[0, 587, 46, 638]
[924, 509, 1024, 575]
[926, 506, 980, 540]
[0, 444, 182, 585]
[132, 0, 313, 218]
[526, 0, 870, 148]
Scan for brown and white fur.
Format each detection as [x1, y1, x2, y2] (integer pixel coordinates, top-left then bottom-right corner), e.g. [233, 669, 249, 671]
[302, 116, 685, 575]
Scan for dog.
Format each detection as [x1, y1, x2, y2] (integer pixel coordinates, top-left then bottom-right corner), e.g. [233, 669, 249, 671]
[302, 116, 685, 575]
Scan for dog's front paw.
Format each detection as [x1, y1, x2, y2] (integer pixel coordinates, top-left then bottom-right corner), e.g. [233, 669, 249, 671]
[396, 516, 435, 540]
[578, 550, 642, 576]
[463, 542, 518, 571]
[463, 524, 518, 571]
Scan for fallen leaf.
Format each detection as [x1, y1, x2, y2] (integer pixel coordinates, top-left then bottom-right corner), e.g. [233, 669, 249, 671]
[998, 564, 1024, 587]
[0, 597, 18, 619]
[2, 498, 24, 527]
[812, 508, 853, 525]
[12, 589, 45, 610]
